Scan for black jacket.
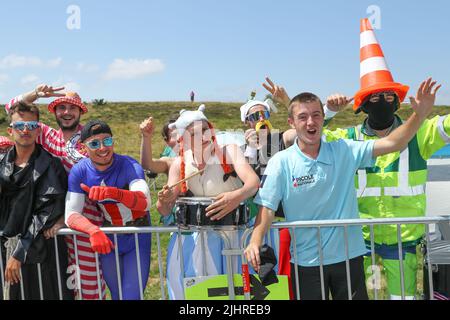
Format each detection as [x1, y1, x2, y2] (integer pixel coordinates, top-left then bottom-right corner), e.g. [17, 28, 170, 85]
[0, 145, 67, 263]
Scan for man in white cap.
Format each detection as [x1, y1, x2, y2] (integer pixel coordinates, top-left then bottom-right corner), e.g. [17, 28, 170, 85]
[241, 98, 296, 175]
[240, 98, 297, 298]
[157, 105, 259, 299]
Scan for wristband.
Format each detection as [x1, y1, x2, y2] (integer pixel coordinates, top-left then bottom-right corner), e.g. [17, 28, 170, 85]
[323, 104, 338, 120]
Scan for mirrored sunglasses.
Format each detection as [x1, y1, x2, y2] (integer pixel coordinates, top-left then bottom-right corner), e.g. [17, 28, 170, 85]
[85, 136, 114, 150]
[9, 121, 40, 131]
[246, 110, 270, 122]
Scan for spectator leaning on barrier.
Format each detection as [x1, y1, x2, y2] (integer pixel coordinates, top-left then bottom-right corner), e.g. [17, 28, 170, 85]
[0, 102, 73, 300]
[245, 80, 440, 300]
[156, 104, 260, 299]
[264, 18, 447, 300]
[240, 97, 296, 298]
[65, 120, 152, 300]
[6, 85, 106, 300]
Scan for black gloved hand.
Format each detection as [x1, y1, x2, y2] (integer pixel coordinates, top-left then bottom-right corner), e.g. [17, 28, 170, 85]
[258, 244, 279, 286]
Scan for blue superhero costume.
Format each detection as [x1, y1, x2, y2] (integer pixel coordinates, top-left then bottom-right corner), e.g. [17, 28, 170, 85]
[68, 154, 151, 300]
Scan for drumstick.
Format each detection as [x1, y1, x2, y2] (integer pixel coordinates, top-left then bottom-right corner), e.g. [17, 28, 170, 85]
[169, 168, 206, 189]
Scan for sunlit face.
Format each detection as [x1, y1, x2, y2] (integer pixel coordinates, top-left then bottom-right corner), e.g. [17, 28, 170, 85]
[8, 112, 40, 148]
[166, 127, 178, 149]
[184, 120, 212, 153]
[55, 103, 81, 131]
[288, 101, 324, 149]
[83, 133, 114, 169]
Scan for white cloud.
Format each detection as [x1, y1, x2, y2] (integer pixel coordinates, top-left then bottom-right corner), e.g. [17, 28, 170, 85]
[103, 58, 164, 80]
[47, 57, 62, 68]
[21, 74, 40, 86]
[0, 54, 62, 69]
[52, 78, 81, 93]
[63, 81, 81, 92]
[0, 55, 41, 68]
[77, 62, 99, 73]
[0, 74, 9, 84]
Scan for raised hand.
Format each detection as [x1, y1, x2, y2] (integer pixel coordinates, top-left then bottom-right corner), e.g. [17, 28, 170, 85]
[262, 77, 290, 106]
[244, 129, 259, 148]
[140, 116, 155, 138]
[326, 94, 353, 112]
[409, 77, 441, 120]
[35, 84, 66, 98]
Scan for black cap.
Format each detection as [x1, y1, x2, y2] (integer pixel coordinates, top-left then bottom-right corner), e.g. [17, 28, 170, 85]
[80, 120, 113, 142]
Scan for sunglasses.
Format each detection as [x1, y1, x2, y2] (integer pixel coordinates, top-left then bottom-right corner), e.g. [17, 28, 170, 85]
[9, 121, 40, 131]
[85, 136, 114, 150]
[246, 110, 270, 122]
[368, 91, 397, 103]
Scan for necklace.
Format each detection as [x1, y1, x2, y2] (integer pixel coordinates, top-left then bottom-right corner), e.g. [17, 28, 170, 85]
[374, 121, 395, 138]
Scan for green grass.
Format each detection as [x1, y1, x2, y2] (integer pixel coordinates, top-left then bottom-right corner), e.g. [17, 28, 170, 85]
[2, 101, 449, 300]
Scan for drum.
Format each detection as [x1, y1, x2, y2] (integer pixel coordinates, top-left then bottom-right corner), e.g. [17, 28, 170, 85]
[175, 197, 249, 227]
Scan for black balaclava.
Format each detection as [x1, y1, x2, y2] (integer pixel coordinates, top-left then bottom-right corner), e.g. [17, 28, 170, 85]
[359, 93, 399, 130]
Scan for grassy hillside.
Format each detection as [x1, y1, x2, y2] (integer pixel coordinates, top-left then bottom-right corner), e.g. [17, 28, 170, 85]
[2, 101, 449, 160]
[1, 101, 449, 300]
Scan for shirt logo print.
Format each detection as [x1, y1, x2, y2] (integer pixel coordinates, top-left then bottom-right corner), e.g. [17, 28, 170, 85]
[292, 174, 315, 187]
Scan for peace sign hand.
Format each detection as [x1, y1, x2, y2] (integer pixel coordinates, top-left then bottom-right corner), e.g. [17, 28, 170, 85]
[35, 84, 66, 98]
[262, 76, 291, 107]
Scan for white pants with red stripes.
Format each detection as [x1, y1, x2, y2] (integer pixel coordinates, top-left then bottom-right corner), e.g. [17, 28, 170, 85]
[65, 200, 106, 300]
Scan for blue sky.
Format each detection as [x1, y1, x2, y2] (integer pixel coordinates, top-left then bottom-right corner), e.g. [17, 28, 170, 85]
[1, 0, 449, 104]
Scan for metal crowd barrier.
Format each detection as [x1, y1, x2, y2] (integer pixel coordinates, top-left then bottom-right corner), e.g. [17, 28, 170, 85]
[1, 216, 450, 300]
[240, 216, 450, 301]
[0, 226, 177, 301]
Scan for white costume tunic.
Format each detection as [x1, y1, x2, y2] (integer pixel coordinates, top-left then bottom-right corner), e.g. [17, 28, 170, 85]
[166, 149, 244, 300]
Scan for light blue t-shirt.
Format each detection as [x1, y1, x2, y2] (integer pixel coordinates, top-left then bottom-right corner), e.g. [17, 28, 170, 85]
[254, 138, 376, 267]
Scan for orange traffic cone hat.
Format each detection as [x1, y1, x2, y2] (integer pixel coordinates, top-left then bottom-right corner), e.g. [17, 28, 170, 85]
[353, 18, 409, 111]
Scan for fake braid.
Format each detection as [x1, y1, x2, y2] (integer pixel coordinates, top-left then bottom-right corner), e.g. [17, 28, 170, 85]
[179, 137, 188, 193]
[207, 122, 233, 174]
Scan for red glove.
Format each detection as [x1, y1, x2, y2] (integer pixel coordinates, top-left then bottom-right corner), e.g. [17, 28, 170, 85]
[67, 213, 114, 254]
[80, 184, 121, 202]
[89, 230, 114, 255]
[81, 183, 148, 211]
